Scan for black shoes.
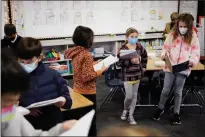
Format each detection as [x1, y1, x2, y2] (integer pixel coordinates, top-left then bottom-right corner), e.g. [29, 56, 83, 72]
[152, 108, 164, 121]
[173, 113, 181, 125]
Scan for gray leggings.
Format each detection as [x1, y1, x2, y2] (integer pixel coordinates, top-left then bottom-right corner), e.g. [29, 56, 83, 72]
[158, 72, 187, 114]
[124, 81, 140, 116]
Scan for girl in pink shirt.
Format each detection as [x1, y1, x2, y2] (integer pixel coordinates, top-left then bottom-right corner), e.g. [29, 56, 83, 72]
[152, 13, 200, 125]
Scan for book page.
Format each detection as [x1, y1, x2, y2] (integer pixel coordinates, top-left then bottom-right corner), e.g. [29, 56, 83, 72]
[59, 110, 95, 136]
[26, 97, 65, 109]
[93, 55, 119, 71]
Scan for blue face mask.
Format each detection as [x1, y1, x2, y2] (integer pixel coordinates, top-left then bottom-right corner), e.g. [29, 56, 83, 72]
[128, 38, 138, 45]
[20, 60, 38, 73]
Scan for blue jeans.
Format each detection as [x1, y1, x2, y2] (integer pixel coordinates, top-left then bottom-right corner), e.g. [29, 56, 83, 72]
[158, 72, 187, 114]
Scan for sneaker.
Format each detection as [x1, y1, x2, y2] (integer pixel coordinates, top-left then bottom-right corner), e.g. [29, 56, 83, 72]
[121, 110, 128, 120]
[128, 116, 137, 125]
[173, 113, 181, 125]
[152, 108, 164, 121]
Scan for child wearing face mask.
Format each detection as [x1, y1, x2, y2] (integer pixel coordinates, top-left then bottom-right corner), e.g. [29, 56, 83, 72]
[117, 27, 148, 125]
[1, 48, 77, 136]
[152, 13, 200, 125]
[16, 37, 72, 130]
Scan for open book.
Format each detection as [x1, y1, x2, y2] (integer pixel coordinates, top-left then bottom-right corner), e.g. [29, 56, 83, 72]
[26, 97, 65, 109]
[119, 50, 138, 59]
[17, 106, 30, 115]
[59, 110, 95, 136]
[93, 55, 119, 71]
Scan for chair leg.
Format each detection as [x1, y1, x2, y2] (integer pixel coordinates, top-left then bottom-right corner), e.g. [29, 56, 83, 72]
[121, 88, 125, 96]
[182, 88, 191, 104]
[108, 87, 118, 101]
[99, 88, 114, 109]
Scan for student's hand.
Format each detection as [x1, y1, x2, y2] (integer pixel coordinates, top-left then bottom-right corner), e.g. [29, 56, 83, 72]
[189, 62, 193, 67]
[93, 59, 102, 65]
[142, 68, 146, 72]
[131, 58, 140, 64]
[29, 108, 42, 117]
[62, 120, 78, 131]
[55, 96, 66, 108]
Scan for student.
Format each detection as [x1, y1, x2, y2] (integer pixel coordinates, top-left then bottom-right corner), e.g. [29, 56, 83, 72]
[163, 12, 179, 40]
[64, 26, 108, 136]
[152, 13, 200, 125]
[1, 48, 77, 136]
[117, 27, 148, 125]
[1, 24, 22, 52]
[17, 37, 72, 130]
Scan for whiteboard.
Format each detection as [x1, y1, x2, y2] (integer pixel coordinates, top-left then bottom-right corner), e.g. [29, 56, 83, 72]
[11, 1, 178, 38]
[179, 1, 198, 23]
[1, 1, 5, 38]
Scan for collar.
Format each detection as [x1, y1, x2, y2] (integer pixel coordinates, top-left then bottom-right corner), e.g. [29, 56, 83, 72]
[11, 35, 18, 43]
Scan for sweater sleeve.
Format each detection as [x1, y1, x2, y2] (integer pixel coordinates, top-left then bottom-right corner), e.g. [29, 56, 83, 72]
[161, 33, 172, 58]
[140, 46, 148, 68]
[55, 72, 72, 109]
[20, 113, 65, 136]
[189, 34, 200, 67]
[80, 55, 103, 83]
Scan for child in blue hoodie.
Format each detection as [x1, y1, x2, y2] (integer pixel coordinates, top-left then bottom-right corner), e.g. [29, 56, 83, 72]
[17, 37, 72, 130]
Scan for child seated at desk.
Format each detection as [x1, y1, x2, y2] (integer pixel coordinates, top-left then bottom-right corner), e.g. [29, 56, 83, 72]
[17, 37, 72, 130]
[1, 48, 76, 136]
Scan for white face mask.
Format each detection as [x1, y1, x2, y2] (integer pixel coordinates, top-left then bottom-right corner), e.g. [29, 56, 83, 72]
[20, 60, 38, 73]
[1, 105, 17, 123]
[179, 27, 188, 35]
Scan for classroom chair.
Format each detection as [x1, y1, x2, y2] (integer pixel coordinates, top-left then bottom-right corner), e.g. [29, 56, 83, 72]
[168, 72, 205, 114]
[99, 64, 125, 109]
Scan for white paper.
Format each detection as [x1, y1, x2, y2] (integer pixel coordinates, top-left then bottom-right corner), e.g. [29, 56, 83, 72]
[73, 11, 82, 24]
[120, 50, 138, 59]
[73, 1, 82, 10]
[86, 11, 95, 24]
[45, 1, 56, 10]
[85, 1, 94, 9]
[155, 61, 165, 67]
[121, 9, 130, 22]
[60, 1, 73, 10]
[60, 10, 72, 24]
[17, 106, 30, 115]
[46, 10, 57, 25]
[33, 10, 44, 26]
[150, 9, 157, 20]
[93, 55, 119, 71]
[32, 1, 42, 10]
[26, 97, 65, 109]
[131, 9, 138, 22]
[59, 110, 95, 136]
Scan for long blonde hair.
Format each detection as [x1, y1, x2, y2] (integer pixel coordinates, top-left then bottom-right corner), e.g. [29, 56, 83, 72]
[125, 27, 139, 45]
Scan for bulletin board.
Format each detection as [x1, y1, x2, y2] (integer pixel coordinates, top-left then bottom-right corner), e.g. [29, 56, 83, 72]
[1, 1, 9, 38]
[10, 1, 178, 39]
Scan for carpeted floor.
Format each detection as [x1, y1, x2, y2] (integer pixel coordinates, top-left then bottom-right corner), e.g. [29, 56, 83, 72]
[67, 74, 205, 137]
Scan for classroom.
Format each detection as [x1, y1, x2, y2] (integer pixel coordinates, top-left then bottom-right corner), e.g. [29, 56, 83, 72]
[1, 0, 205, 136]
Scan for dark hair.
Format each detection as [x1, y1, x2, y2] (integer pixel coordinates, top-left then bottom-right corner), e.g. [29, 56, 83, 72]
[173, 13, 193, 44]
[170, 12, 179, 21]
[4, 24, 17, 36]
[1, 48, 30, 94]
[17, 37, 42, 59]
[72, 26, 94, 49]
[125, 27, 139, 44]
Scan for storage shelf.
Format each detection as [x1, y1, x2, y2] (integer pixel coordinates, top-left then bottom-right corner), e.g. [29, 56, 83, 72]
[43, 59, 71, 63]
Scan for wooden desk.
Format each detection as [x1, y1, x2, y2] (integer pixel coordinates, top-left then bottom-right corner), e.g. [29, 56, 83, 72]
[61, 87, 94, 111]
[147, 57, 205, 71]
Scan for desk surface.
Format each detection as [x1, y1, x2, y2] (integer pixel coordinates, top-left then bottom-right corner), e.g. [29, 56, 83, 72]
[147, 57, 205, 71]
[61, 87, 94, 111]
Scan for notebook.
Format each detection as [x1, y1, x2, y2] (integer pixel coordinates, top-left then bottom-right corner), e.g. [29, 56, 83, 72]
[93, 55, 119, 71]
[119, 50, 138, 59]
[26, 97, 65, 109]
[172, 61, 189, 74]
[59, 110, 95, 136]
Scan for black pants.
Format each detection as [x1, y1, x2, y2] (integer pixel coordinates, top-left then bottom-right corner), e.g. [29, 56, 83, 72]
[25, 106, 63, 130]
[82, 94, 97, 137]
